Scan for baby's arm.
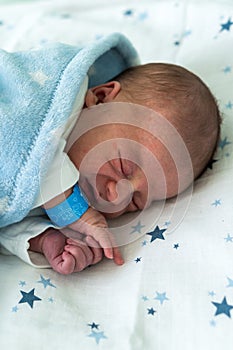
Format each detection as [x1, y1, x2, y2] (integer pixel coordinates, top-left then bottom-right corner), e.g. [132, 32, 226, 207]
[42, 184, 124, 266]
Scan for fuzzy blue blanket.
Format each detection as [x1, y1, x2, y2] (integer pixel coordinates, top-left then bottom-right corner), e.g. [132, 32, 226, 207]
[0, 33, 139, 227]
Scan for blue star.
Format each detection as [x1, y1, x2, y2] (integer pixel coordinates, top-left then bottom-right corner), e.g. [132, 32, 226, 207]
[210, 319, 216, 327]
[225, 101, 233, 109]
[147, 307, 156, 315]
[130, 220, 145, 234]
[19, 289, 41, 309]
[154, 292, 169, 305]
[124, 9, 134, 16]
[147, 226, 166, 243]
[88, 322, 99, 330]
[182, 29, 192, 37]
[19, 281, 26, 287]
[211, 199, 221, 207]
[224, 234, 233, 242]
[212, 296, 233, 318]
[220, 18, 233, 32]
[135, 257, 142, 263]
[164, 221, 171, 227]
[37, 275, 56, 289]
[208, 158, 218, 169]
[173, 243, 179, 249]
[226, 277, 233, 288]
[88, 330, 107, 344]
[138, 11, 148, 21]
[218, 137, 231, 149]
[223, 65, 232, 73]
[12, 306, 19, 313]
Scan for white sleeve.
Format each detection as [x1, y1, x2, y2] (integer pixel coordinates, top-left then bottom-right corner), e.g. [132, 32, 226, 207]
[0, 210, 55, 268]
[33, 139, 79, 207]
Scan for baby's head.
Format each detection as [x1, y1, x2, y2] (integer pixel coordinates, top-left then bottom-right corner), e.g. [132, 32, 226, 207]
[113, 63, 221, 181]
[69, 63, 221, 218]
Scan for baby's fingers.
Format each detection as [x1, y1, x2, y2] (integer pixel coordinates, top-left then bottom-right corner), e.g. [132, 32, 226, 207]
[85, 236, 103, 265]
[112, 246, 124, 266]
[90, 228, 124, 265]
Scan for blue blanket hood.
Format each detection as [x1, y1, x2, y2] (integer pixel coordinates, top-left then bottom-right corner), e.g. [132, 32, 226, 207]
[0, 33, 139, 227]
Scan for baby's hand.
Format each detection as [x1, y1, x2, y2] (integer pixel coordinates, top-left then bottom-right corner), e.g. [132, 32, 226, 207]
[68, 207, 124, 266]
[30, 229, 104, 275]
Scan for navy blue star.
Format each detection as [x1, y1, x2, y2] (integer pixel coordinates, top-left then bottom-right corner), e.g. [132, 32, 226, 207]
[220, 18, 233, 32]
[88, 322, 99, 330]
[218, 137, 231, 149]
[207, 158, 218, 169]
[147, 225, 166, 243]
[212, 296, 233, 318]
[124, 9, 134, 16]
[135, 257, 142, 263]
[147, 307, 156, 315]
[173, 243, 179, 249]
[19, 289, 41, 309]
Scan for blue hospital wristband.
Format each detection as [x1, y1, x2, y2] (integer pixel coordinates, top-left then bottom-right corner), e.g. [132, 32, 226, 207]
[45, 184, 89, 227]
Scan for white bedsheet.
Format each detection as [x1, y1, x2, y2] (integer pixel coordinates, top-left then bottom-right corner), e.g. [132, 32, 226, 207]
[0, 0, 233, 349]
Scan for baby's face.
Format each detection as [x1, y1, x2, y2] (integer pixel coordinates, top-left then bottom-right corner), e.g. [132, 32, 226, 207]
[67, 103, 193, 218]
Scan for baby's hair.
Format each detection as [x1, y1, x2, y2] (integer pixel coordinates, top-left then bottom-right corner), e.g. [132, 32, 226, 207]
[114, 63, 222, 179]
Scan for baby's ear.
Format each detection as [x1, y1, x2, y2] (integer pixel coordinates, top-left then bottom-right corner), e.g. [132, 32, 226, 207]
[85, 81, 121, 106]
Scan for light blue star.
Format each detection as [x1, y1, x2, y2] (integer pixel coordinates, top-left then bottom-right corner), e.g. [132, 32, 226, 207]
[225, 101, 233, 109]
[138, 11, 148, 21]
[12, 306, 19, 313]
[130, 220, 145, 234]
[37, 275, 56, 289]
[182, 29, 192, 37]
[224, 234, 233, 242]
[226, 277, 233, 288]
[147, 226, 166, 243]
[223, 66, 231, 73]
[88, 330, 107, 344]
[220, 18, 233, 32]
[211, 199, 221, 207]
[48, 297, 54, 303]
[19, 289, 41, 309]
[154, 292, 169, 305]
[19, 281, 26, 287]
[147, 307, 156, 315]
[208, 291, 216, 297]
[142, 295, 149, 301]
[212, 296, 233, 318]
[210, 319, 216, 327]
[218, 137, 231, 149]
[164, 221, 171, 227]
[141, 240, 148, 246]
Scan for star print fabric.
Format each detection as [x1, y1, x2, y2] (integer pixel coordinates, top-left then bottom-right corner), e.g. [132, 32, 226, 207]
[0, 0, 233, 349]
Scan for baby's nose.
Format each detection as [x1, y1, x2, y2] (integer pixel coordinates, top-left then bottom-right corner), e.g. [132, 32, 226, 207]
[106, 179, 133, 207]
